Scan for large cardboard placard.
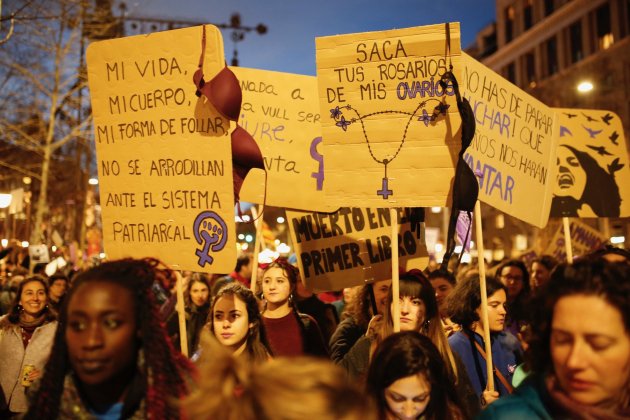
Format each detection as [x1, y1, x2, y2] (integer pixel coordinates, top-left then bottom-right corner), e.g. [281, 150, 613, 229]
[543, 219, 607, 262]
[87, 25, 236, 272]
[287, 207, 429, 292]
[234, 67, 336, 211]
[551, 109, 630, 218]
[316, 23, 462, 207]
[460, 53, 559, 228]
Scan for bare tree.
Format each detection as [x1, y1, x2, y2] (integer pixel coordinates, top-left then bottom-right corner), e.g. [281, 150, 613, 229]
[0, 0, 93, 245]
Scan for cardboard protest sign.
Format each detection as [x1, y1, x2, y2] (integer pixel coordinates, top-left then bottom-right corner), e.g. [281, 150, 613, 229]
[234, 67, 336, 211]
[550, 109, 630, 218]
[87, 25, 236, 272]
[287, 207, 429, 291]
[460, 53, 559, 228]
[543, 218, 607, 262]
[316, 23, 462, 207]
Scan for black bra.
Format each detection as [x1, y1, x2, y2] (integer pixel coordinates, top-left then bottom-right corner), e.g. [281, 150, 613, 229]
[439, 63, 479, 269]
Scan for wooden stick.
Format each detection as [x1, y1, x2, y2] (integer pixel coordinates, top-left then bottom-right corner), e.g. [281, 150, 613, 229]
[250, 205, 264, 294]
[175, 270, 189, 358]
[562, 217, 573, 263]
[601, 217, 611, 240]
[474, 201, 494, 391]
[390, 207, 400, 333]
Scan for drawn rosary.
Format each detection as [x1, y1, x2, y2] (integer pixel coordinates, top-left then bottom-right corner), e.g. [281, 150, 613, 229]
[330, 98, 451, 199]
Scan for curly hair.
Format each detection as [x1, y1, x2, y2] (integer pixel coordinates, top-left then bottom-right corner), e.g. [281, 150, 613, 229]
[526, 259, 630, 377]
[447, 274, 506, 329]
[367, 331, 465, 420]
[342, 282, 381, 329]
[6, 275, 56, 324]
[24, 258, 194, 420]
[209, 282, 272, 362]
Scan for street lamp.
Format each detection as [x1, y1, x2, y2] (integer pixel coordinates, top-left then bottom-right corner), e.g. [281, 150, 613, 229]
[0, 193, 11, 209]
[577, 81, 593, 93]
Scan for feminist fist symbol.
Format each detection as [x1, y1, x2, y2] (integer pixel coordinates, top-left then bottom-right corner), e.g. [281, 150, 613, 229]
[193, 211, 228, 267]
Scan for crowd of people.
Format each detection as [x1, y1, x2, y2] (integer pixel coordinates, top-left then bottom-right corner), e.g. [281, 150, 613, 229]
[0, 244, 628, 419]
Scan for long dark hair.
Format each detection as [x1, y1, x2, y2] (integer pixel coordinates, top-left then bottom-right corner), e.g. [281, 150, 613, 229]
[564, 145, 622, 216]
[184, 272, 211, 308]
[379, 270, 458, 382]
[210, 282, 272, 362]
[25, 258, 194, 420]
[367, 331, 466, 420]
[496, 259, 530, 325]
[6, 275, 56, 324]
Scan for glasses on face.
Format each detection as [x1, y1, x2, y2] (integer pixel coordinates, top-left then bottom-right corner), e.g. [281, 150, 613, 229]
[501, 274, 523, 282]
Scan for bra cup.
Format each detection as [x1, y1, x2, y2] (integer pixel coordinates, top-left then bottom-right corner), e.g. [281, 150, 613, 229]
[458, 98, 476, 150]
[208, 67, 242, 122]
[231, 125, 265, 170]
[455, 159, 479, 212]
[232, 164, 250, 202]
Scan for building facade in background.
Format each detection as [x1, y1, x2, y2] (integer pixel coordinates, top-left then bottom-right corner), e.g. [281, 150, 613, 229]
[466, 0, 630, 256]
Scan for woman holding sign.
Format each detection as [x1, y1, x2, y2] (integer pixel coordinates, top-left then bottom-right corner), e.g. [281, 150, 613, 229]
[478, 258, 630, 418]
[25, 259, 194, 419]
[260, 258, 328, 357]
[447, 275, 522, 407]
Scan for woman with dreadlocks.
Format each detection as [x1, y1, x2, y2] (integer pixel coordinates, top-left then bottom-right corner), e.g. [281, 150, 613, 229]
[260, 257, 328, 357]
[24, 258, 195, 420]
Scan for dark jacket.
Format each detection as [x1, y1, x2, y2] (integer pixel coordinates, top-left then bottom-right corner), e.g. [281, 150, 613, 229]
[296, 295, 338, 345]
[329, 316, 365, 363]
[298, 312, 330, 357]
[476, 374, 553, 419]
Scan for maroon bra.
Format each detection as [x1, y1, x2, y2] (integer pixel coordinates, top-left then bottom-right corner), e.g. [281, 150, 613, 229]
[193, 25, 265, 205]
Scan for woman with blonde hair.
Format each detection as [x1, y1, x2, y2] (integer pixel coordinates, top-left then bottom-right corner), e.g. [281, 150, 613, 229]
[183, 337, 375, 420]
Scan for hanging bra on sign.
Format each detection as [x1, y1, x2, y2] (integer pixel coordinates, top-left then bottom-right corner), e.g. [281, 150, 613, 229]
[439, 23, 479, 270]
[193, 25, 266, 209]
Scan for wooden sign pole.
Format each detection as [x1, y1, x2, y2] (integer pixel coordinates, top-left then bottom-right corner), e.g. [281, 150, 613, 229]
[562, 217, 574, 262]
[175, 271, 189, 358]
[474, 201, 494, 391]
[390, 208, 400, 333]
[250, 205, 264, 295]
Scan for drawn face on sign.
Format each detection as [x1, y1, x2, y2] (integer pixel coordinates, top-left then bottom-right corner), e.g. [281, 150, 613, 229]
[556, 146, 586, 199]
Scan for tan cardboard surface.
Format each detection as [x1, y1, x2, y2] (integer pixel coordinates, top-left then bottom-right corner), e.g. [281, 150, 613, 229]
[461, 53, 559, 228]
[543, 219, 607, 262]
[234, 67, 337, 211]
[316, 23, 462, 207]
[287, 207, 428, 292]
[86, 25, 236, 272]
[551, 109, 630, 218]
